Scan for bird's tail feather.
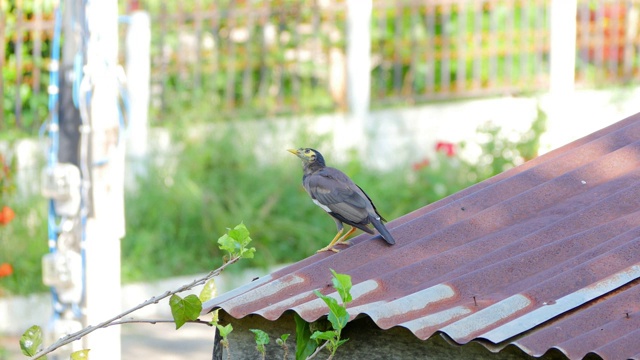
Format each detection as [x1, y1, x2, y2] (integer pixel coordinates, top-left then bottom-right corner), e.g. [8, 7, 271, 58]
[370, 216, 395, 245]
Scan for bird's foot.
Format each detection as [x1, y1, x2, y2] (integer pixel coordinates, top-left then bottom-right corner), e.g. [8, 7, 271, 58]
[317, 241, 352, 253]
[316, 246, 340, 253]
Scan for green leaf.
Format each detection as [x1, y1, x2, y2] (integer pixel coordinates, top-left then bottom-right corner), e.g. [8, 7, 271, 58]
[19, 325, 43, 356]
[71, 349, 90, 359]
[330, 269, 352, 304]
[250, 329, 270, 346]
[199, 278, 217, 303]
[217, 233, 238, 254]
[294, 314, 317, 360]
[327, 306, 349, 332]
[241, 246, 256, 259]
[169, 294, 203, 329]
[335, 338, 349, 347]
[280, 333, 290, 342]
[217, 223, 256, 258]
[209, 309, 220, 325]
[216, 323, 233, 338]
[310, 330, 337, 341]
[229, 222, 250, 243]
[314, 291, 349, 331]
[250, 329, 270, 354]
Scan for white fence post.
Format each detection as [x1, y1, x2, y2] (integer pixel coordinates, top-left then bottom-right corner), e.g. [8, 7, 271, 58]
[344, 0, 373, 161]
[543, 0, 579, 153]
[83, 1, 123, 359]
[126, 11, 151, 187]
[346, 0, 372, 119]
[549, 0, 577, 95]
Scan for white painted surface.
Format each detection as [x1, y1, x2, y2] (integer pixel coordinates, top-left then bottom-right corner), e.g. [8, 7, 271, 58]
[84, 0, 123, 358]
[549, 0, 578, 96]
[346, 0, 372, 119]
[125, 11, 151, 160]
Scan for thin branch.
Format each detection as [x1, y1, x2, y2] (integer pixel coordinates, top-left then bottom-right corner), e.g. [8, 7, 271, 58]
[109, 318, 213, 327]
[305, 341, 330, 360]
[29, 256, 241, 360]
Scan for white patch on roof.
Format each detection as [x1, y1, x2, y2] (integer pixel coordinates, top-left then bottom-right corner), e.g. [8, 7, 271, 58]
[481, 264, 640, 344]
[440, 294, 532, 340]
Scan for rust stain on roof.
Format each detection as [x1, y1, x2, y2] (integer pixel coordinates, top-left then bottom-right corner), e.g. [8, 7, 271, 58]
[203, 113, 640, 360]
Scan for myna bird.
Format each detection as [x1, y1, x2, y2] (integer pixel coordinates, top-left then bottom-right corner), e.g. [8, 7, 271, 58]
[288, 148, 395, 253]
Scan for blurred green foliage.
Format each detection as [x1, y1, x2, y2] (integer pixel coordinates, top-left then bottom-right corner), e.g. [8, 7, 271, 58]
[1, 0, 54, 136]
[0, 195, 49, 296]
[0, 142, 48, 296]
[0, 153, 16, 203]
[0, 110, 545, 295]
[121, 126, 332, 280]
[120, 111, 546, 284]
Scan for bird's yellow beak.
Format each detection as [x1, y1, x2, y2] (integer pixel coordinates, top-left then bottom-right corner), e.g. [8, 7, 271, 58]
[287, 148, 300, 156]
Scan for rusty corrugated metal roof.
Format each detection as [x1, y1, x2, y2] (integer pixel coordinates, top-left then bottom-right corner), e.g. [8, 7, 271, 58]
[203, 113, 640, 360]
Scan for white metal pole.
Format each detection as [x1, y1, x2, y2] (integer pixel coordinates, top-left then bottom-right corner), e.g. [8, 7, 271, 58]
[346, 0, 372, 119]
[83, 1, 123, 359]
[544, 0, 578, 153]
[126, 11, 150, 172]
[344, 0, 372, 162]
[549, 0, 577, 95]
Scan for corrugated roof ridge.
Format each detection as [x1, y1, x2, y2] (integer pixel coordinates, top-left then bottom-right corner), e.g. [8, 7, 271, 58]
[210, 218, 640, 332]
[429, 217, 640, 304]
[478, 265, 640, 344]
[454, 180, 640, 276]
[372, 225, 640, 343]
[211, 169, 640, 320]
[491, 216, 640, 294]
[561, 309, 640, 360]
[511, 278, 640, 358]
[548, 280, 640, 359]
[351, 169, 640, 299]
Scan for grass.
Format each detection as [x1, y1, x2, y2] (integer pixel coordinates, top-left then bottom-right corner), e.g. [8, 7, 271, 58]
[0, 195, 49, 296]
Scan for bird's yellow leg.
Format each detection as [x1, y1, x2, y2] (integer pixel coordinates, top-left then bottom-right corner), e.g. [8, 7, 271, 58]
[317, 227, 357, 253]
[336, 227, 357, 244]
[317, 228, 344, 253]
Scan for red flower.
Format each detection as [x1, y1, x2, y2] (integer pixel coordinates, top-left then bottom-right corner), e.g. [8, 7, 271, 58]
[435, 141, 456, 157]
[0, 154, 9, 175]
[0, 263, 13, 277]
[0, 206, 15, 225]
[412, 158, 430, 171]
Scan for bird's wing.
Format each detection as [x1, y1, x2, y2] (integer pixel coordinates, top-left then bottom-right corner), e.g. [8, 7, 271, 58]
[305, 168, 370, 222]
[355, 184, 386, 222]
